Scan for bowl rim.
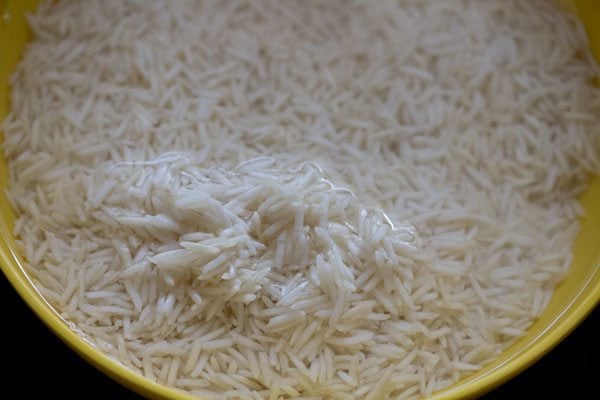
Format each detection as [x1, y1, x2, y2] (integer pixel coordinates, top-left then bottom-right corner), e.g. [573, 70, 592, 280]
[0, 0, 599, 398]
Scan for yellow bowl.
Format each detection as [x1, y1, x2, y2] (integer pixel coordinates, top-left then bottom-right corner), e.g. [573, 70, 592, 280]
[0, 1, 598, 399]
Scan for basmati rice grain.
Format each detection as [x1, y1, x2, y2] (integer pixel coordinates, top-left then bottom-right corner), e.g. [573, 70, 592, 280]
[4, 0, 600, 398]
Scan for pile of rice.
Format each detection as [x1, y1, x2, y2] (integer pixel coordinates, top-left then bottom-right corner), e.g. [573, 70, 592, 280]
[3, 0, 600, 398]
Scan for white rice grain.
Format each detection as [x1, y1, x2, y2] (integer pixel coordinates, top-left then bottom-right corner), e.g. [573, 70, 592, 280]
[4, 0, 599, 399]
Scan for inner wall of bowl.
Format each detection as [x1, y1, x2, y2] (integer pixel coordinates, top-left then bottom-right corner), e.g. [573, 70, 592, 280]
[0, 1, 598, 400]
[0, 0, 37, 274]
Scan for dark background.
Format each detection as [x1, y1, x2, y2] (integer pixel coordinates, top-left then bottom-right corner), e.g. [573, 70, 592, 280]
[1, 271, 597, 399]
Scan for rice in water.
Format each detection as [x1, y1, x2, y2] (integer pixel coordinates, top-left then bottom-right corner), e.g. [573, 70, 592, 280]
[3, 0, 600, 398]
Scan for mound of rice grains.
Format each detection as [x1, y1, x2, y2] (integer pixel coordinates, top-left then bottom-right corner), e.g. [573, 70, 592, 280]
[3, 0, 600, 398]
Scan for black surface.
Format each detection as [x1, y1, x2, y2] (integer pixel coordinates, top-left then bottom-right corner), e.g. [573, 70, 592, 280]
[1, 270, 597, 399]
